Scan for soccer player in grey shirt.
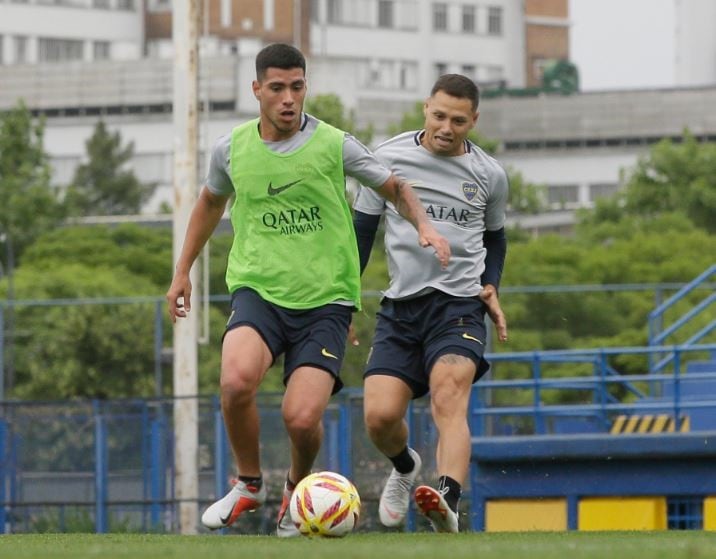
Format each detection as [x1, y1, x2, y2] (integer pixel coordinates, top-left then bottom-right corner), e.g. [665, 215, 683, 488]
[353, 74, 509, 533]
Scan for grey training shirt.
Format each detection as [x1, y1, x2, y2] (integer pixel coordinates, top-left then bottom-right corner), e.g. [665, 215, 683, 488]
[354, 130, 509, 300]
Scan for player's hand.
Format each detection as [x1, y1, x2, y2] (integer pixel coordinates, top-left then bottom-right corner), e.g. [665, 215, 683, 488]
[166, 272, 192, 323]
[418, 225, 451, 269]
[479, 284, 507, 342]
[348, 323, 359, 347]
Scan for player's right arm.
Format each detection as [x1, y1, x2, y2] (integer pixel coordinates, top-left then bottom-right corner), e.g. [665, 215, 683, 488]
[166, 187, 230, 323]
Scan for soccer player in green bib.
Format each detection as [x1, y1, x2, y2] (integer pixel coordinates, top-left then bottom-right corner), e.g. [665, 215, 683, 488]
[166, 43, 450, 536]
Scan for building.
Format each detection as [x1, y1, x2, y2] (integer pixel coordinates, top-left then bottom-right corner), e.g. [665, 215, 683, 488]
[140, 1, 569, 104]
[0, 0, 143, 65]
[570, 0, 716, 91]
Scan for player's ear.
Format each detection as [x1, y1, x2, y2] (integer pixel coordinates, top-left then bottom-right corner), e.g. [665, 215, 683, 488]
[423, 100, 429, 118]
[252, 80, 260, 100]
[473, 109, 480, 127]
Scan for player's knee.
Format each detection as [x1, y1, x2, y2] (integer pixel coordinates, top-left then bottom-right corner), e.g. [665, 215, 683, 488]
[283, 407, 322, 438]
[220, 367, 259, 403]
[430, 383, 467, 418]
[364, 406, 401, 437]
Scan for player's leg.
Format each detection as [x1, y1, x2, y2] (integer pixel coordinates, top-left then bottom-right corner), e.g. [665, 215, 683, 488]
[413, 293, 487, 533]
[364, 374, 422, 527]
[414, 355, 475, 534]
[201, 325, 272, 529]
[277, 303, 351, 536]
[282, 366, 335, 482]
[201, 288, 282, 530]
[220, 325, 272, 476]
[364, 375, 413, 458]
[363, 299, 426, 527]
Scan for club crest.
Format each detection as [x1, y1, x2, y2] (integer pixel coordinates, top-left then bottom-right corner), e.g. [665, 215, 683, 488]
[462, 181, 479, 202]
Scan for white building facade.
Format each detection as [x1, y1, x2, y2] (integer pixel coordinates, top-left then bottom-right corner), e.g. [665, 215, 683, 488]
[308, 0, 526, 106]
[0, 0, 144, 65]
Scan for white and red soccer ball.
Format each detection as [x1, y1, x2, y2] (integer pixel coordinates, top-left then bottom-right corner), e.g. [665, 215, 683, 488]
[290, 471, 361, 537]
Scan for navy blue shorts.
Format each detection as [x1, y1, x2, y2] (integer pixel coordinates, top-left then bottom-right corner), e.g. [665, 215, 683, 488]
[364, 290, 490, 398]
[225, 287, 352, 394]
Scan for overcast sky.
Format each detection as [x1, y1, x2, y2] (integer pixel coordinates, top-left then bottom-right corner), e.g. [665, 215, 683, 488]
[569, 0, 675, 91]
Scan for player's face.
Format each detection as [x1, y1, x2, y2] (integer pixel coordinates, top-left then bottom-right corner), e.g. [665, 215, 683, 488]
[253, 67, 307, 141]
[421, 91, 479, 156]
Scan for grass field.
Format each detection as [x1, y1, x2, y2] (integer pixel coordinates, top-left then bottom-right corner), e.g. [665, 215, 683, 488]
[2, 532, 716, 559]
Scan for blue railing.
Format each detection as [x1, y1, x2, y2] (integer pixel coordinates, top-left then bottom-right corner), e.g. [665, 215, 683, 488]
[648, 264, 716, 373]
[473, 343, 716, 436]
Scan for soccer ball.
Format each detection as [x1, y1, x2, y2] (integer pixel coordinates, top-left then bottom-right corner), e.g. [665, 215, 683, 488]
[289, 471, 361, 537]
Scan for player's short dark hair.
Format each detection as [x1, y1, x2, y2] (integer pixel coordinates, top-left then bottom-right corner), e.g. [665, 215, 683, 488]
[431, 74, 480, 111]
[255, 43, 306, 80]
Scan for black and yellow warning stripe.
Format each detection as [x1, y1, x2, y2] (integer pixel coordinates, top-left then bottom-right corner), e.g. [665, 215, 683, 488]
[610, 414, 690, 434]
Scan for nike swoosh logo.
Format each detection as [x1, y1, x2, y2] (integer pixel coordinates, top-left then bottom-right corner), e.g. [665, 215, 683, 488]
[462, 333, 483, 344]
[267, 179, 302, 196]
[321, 348, 338, 359]
[219, 504, 235, 526]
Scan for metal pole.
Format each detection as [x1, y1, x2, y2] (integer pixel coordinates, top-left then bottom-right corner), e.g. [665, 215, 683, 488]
[172, 0, 200, 534]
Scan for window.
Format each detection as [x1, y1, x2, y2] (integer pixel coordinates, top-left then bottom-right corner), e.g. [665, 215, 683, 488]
[435, 62, 447, 79]
[117, 0, 134, 9]
[461, 64, 476, 80]
[14, 36, 28, 64]
[378, 0, 394, 28]
[547, 185, 579, 206]
[433, 3, 448, 31]
[38, 38, 84, 63]
[589, 183, 619, 202]
[462, 5, 475, 33]
[486, 65, 503, 80]
[93, 41, 110, 60]
[488, 6, 502, 35]
[147, 0, 170, 11]
[327, 0, 342, 24]
[93, 0, 110, 8]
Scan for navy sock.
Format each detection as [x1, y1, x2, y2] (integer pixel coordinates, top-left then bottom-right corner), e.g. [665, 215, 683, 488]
[437, 475, 461, 513]
[389, 447, 415, 474]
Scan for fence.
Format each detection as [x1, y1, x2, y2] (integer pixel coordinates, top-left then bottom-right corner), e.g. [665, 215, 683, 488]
[2, 343, 716, 533]
[1, 282, 715, 533]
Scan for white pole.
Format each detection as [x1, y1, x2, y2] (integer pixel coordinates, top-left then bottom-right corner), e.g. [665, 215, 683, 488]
[172, 0, 200, 535]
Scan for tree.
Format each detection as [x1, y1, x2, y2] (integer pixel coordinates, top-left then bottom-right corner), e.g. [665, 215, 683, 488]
[582, 131, 716, 233]
[0, 101, 64, 267]
[305, 94, 374, 146]
[64, 120, 156, 216]
[0, 102, 64, 395]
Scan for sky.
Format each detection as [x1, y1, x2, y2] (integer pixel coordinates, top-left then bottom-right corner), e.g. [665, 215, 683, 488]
[569, 0, 675, 91]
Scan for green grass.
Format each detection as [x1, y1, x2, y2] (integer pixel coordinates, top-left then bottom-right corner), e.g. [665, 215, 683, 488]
[2, 532, 716, 559]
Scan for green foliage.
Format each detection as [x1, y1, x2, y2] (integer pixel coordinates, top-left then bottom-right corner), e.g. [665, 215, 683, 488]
[64, 120, 156, 216]
[582, 131, 716, 233]
[0, 101, 64, 266]
[3, 264, 160, 399]
[305, 94, 374, 146]
[22, 224, 173, 289]
[506, 169, 545, 214]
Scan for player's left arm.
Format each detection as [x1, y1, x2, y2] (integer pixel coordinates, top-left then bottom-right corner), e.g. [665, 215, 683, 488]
[479, 165, 510, 341]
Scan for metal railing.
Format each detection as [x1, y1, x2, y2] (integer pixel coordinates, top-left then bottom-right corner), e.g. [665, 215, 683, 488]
[472, 343, 716, 437]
